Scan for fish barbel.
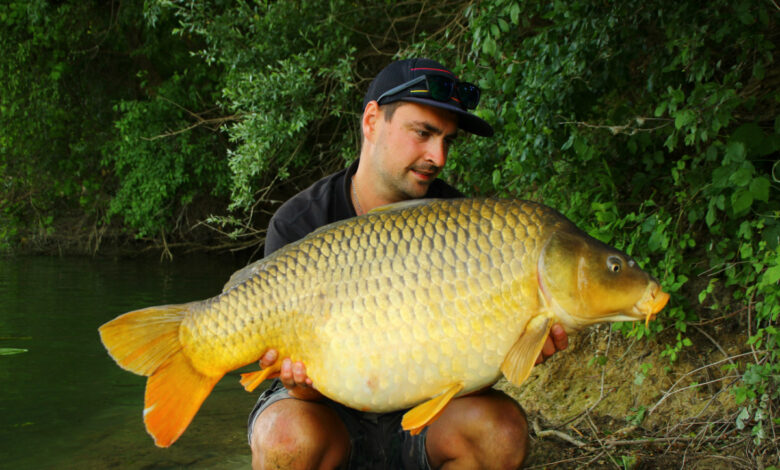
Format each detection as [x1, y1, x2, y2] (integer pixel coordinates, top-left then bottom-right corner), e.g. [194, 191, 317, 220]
[99, 198, 669, 447]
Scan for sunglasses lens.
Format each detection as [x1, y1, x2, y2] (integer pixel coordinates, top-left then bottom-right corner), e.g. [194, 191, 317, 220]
[457, 82, 480, 109]
[426, 75, 455, 102]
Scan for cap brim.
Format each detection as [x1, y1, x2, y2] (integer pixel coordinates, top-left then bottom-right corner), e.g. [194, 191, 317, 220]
[400, 97, 494, 137]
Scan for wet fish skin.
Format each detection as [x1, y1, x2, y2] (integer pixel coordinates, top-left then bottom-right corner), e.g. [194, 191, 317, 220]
[99, 198, 669, 447]
[188, 199, 552, 402]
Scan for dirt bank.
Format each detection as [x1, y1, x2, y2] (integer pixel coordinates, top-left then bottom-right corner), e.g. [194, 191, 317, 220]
[505, 320, 777, 469]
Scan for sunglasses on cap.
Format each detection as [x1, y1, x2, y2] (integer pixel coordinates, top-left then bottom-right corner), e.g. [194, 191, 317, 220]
[375, 74, 481, 110]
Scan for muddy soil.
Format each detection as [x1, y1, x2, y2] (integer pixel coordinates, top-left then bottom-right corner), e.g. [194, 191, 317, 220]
[504, 321, 776, 469]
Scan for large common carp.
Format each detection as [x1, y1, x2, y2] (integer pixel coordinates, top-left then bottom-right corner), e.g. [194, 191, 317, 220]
[99, 198, 669, 447]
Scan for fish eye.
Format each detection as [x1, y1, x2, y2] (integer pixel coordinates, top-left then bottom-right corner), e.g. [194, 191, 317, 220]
[607, 256, 622, 273]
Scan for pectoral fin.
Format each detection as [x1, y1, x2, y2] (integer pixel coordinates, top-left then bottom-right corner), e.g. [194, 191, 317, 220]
[240, 361, 282, 392]
[500, 316, 553, 387]
[401, 382, 464, 435]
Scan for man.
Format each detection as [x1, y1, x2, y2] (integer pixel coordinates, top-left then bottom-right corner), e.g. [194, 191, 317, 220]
[246, 58, 568, 469]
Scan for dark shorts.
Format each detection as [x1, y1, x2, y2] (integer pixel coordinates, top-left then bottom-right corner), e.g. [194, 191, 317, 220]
[248, 381, 431, 470]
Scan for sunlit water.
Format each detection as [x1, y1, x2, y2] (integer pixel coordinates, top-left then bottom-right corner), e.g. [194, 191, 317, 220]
[0, 255, 261, 469]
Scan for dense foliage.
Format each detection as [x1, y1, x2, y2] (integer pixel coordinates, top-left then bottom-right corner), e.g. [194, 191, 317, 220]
[0, 0, 230, 250]
[458, 0, 779, 450]
[1, 0, 777, 463]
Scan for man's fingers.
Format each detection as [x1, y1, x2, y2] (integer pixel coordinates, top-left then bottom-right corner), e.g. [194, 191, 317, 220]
[278, 358, 313, 390]
[535, 336, 552, 364]
[279, 358, 294, 387]
[293, 361, 313, 386]
[259, 349, 278, 368]
[292, 361, 308, 385]
[541, 336, 555, 356]
[535, 324, 568, 364]
[550, 324, 568, 351]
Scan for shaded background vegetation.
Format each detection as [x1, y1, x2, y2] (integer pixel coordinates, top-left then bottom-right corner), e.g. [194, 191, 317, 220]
[1, 0, 777, 466]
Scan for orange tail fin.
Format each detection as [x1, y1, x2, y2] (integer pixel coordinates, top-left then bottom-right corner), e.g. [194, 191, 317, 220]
[99, 305, 222, 447]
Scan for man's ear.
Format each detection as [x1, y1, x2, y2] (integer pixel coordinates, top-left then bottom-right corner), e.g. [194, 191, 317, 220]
[362, 101, 380, 143]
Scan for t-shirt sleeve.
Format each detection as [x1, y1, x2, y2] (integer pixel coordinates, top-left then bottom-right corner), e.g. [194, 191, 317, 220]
[263, 196, 323, 257]
[264, 215, 294, 257]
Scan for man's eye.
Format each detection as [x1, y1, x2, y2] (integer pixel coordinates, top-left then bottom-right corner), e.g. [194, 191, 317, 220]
[416, 129, 430, 138]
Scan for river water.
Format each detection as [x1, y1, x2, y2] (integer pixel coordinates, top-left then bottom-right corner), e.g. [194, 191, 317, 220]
[0, 255, 262, 469]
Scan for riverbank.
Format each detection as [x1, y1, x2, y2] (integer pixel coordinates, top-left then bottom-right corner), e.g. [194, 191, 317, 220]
[508, 320, 770, 469]
[4, 214, 264, 262]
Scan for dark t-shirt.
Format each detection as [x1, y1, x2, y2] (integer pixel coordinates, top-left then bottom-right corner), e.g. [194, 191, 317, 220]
[264, 159, 463, 256]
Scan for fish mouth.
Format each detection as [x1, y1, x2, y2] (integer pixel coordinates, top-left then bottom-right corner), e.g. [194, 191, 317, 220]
[632, 282, 670, 328]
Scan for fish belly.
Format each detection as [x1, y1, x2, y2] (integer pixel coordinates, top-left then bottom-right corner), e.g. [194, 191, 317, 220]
[301, 278, 534, 412]
[309, 331, 511, 412]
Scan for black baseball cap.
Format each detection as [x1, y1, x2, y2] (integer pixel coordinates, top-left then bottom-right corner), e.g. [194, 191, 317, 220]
[363, 58, 494, 137]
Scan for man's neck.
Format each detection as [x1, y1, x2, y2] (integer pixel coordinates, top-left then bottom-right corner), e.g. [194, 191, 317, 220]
[352, 160, 406, 214]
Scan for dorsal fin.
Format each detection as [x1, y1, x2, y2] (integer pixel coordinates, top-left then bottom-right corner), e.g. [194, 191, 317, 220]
[368, 198, 440, 214]
[222, 261, 265, 292]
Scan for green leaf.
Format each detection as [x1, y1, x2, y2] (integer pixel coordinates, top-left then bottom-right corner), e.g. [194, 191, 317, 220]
[760, 264, 780, 288]
[725, 141, 746, 163]
[0, 348, 28, 356]
[749, 176, 770, 202]
[492, 169, 501, 187]
[705, 204, 717, 227]
[654, 101, 667, 117]
[674, 109, 695, 130]
[482, 37, 497, 56]
[510, 3, 521, 25]
[648, 228, 669, 252]
[735, 388, 749, 406]
[729, 165, 754, 187]
[715, 194, 726, 210]
[731, 189, 753, 214]
[711, 166, 731, 188]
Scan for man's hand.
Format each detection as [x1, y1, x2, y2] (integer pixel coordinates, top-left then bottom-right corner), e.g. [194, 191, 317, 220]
[536, 323, 568, 365]
[260, 349, 323, 401]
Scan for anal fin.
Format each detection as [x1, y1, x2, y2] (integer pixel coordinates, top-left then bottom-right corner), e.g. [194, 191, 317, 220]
[500, 315, 553, 387]
[240, 361, 282, 392]
[144, 351, 221, 447]
[402, 382, 464, 435]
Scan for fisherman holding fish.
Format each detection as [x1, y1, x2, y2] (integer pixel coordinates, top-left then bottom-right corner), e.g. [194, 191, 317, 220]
[246, 58, 569, 470]
[99, 57, 669, 468]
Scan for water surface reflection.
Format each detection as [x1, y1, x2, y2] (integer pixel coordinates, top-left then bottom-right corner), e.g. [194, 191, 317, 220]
[0, 255, 259, 469]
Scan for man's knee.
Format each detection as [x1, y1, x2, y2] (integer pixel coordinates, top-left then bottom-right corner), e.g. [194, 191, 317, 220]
[427, 390, 529, 469]
[467, 392, 528, 467]
[487, 396, 529, 468]
[250, 399, 350, 470]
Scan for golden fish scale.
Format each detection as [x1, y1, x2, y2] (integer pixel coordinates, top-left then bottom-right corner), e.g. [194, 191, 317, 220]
[180, 199, 563, 411]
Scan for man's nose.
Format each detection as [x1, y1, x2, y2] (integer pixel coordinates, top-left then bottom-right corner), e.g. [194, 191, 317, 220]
[425, 138, 448, 167]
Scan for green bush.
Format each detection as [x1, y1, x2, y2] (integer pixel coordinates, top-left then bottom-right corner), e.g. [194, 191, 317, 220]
[104, 68, 230, 237]
[458, 0, 778, 443]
